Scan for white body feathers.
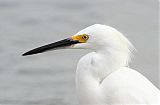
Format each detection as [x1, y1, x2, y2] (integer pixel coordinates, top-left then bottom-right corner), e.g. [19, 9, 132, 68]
[75, 24, 159, 105]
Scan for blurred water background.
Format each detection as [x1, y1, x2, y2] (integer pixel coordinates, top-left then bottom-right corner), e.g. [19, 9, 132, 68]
[0, 0, 158, 105]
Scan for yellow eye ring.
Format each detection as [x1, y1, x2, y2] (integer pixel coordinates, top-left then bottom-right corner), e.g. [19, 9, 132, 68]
[82, 34, 89, 40]
[72, 34, 89, 43]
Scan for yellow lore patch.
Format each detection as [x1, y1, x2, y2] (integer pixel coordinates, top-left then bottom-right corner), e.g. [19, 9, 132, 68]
[72, 34, 89, 43]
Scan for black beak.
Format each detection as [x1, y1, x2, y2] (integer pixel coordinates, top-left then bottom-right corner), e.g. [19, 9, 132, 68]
[22, 38, 80, 56]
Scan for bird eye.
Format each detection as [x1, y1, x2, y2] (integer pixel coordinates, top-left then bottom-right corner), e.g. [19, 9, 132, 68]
[82, 34, 89, 40]
[83, 36, 87, 39]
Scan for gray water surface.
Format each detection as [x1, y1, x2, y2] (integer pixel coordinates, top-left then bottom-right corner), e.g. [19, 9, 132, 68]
[0, 0, 158, 105]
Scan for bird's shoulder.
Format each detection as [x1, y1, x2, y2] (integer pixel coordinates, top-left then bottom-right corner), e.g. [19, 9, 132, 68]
[101, 67, 158, 90]
[100, 67, 160, 103]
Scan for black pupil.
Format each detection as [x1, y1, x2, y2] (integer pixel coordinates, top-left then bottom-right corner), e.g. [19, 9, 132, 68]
[83, 36, 87, 39]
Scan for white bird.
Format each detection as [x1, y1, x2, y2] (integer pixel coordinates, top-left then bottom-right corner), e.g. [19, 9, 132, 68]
[23, 24, 160, 105]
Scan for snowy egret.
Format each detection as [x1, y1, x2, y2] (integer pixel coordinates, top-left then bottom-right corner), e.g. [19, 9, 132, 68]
[23, 24, 160, 105]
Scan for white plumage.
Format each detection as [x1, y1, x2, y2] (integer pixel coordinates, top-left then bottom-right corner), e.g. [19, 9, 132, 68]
[23, 24, 160, 105]
[74, 24, 159, 105]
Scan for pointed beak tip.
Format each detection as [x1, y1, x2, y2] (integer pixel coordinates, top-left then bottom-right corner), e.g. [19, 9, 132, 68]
[22, 53, 27, 56]
[22, 51, 36, 56]
[22, 52, 30, 56]
[22, 51, 40, 56]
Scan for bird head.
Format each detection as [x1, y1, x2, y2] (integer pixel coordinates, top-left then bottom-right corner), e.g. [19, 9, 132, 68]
[22, 24, 133, 56]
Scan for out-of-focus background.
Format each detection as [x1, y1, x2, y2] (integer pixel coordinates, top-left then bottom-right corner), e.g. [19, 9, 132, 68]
[0, 0, 158, 105]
